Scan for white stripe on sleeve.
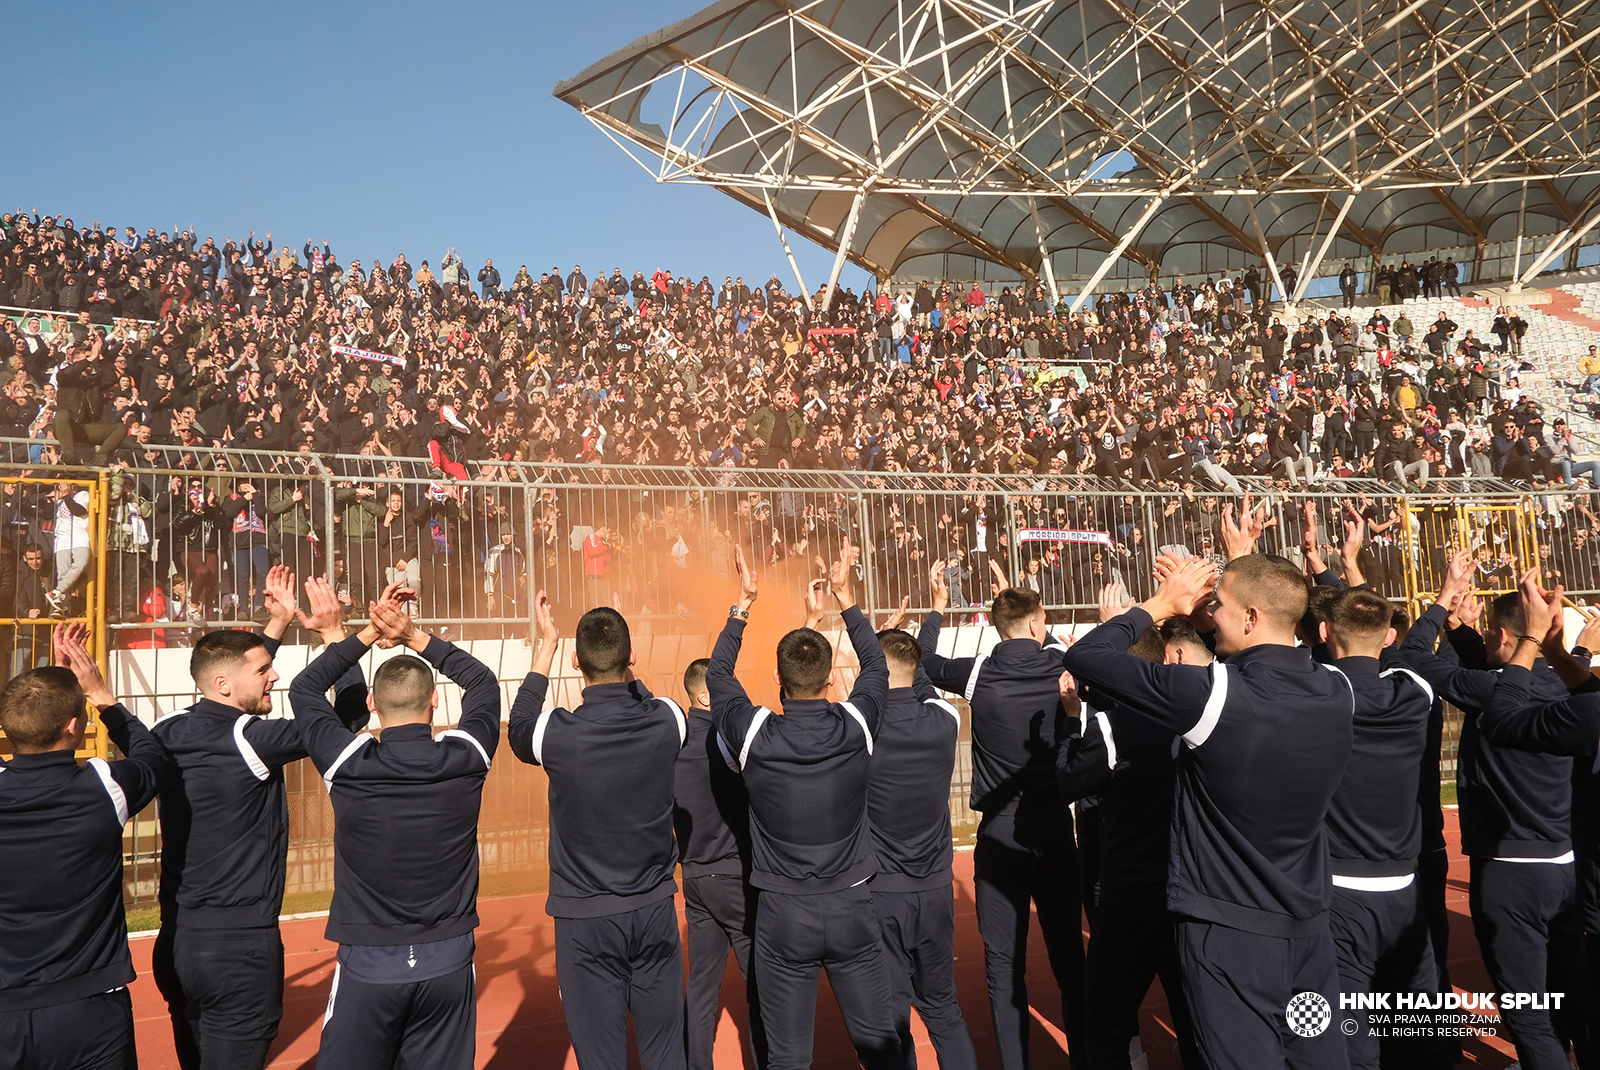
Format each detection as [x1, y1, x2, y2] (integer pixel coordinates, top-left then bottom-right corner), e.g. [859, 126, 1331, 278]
[233, 715, 271, 781]
[87, 757, 130, 826]
[840, 701, 873, 755]
[1182, 663, 1229, 749]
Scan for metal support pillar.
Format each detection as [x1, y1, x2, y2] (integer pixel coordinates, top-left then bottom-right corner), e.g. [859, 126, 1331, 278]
[822, 188, 867, 312]
[763, 188, 812, 309]
[1510, 181, 1529, 288]
[1028, 197, 1060, 307]
[1070, 195, 1164, 313]
[1293, 192, 1356, 304]
[1243, 197, 1289, 305]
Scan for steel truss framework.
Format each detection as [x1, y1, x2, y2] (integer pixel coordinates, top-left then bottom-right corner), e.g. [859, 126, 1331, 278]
[556, 0, 1600, 302]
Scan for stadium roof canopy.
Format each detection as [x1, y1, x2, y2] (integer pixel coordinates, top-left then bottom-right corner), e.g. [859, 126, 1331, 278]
[556, 0, 1600, 303]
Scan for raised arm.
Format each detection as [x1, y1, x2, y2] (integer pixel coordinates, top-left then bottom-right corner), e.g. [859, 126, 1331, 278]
[833, 538, 887, 729]
[1337, 505, 1367, 588]
[1060, 557, 1217, 736]
[371, 597, 500, 759]
[508, 589, 560, 766]
[1396, 551, 1498, 708]
[56, 623, 170, 813]
[709, 545, 761, 755]
[918, 562, 977, 692]
[1482, 578, 1600, 754]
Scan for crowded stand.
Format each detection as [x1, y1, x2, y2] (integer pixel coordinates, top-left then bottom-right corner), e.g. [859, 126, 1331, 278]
[3, 208, 1600, 638]
[5, 207, 1600, 1070]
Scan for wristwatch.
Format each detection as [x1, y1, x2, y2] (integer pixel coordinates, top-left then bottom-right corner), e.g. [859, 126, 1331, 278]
[729, 605, 750, 620]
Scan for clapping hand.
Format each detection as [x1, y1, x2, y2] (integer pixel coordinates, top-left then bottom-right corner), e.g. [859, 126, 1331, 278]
[298, 577, 346, 642]
[54, 621, 115, 709]
[734, 545, 759, 611]
[804, 579, 829, 630]
[1098, 580, 1130, 624]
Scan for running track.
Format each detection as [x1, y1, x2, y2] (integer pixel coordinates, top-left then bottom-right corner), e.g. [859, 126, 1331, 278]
[127, 812, 1520, 1068]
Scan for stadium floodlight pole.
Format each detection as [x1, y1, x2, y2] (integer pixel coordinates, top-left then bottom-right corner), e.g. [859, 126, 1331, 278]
[822, 187, 868, 312]
[1070, 193, 1165, 314]
[763, 187, 812, 309]
[1292, 191, 1356, 304]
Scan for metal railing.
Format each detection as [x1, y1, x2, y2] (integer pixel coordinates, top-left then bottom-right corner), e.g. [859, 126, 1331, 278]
[5, 451, 1590, 909]
[2, 447, 1594, 643]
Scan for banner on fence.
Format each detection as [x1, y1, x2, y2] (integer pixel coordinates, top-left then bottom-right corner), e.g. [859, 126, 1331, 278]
[1016, 528, 1114, 547]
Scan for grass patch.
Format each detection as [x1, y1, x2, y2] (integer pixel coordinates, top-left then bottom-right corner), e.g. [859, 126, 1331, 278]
[1440, 781, 1458, 806]
[126, 907, 161, 933]
[281, 891, 334, 917]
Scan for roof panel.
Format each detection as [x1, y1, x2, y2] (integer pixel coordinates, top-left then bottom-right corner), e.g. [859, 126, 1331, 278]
[556, 0, 1600, 283]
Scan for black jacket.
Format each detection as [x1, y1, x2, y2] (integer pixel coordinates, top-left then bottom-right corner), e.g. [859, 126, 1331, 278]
[289, 634, 500, 946]
[918, 612, 1074, 816]
[868, 675, 962, 891]
[709, 605, 888, 894]
[673, 707, 750, 879]
[152, 638, 368, 928]
[1063, 609, 1354, 937]
[509, 676, 686, 917]
[1325, 657, 1434, 879]
[1058, 693, 1176, 897]
[1398, 605, 1574, 858]
[0, 706, 168, 1010]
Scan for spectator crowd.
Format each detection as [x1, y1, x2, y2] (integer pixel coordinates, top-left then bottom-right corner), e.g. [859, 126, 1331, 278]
[2, 207, 1599, 641]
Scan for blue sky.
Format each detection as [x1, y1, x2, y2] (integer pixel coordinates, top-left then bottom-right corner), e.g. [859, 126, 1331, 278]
[8, 0, 872, 292]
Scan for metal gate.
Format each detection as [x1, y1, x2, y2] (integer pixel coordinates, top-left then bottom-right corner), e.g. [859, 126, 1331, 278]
[0, 472, 111, 761]
[1399, 493, 1538, 620]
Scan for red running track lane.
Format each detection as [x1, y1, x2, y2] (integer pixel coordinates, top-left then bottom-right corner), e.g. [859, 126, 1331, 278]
[127, 812, 1520, 1069]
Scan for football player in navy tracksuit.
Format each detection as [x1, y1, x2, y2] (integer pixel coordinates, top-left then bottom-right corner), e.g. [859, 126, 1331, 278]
[1317, 588, 1444, 1069]
[151, 567, 369, 1070]
[1057, 614, 1207, 1070]
[289, 579, 502, 1069]
[917, 563, 1085, 1069]
[0, 624, 170, 1070]
[1062, 553, 1355, 1070]
[707, 543, 914, 1070]
[675, 655, 766, 1070]
[1397, 555, 1586, 1070]
[869, 627, 979, 1070]
[1476, 573, 1598, 1070]
[510, 594, 689, 1070]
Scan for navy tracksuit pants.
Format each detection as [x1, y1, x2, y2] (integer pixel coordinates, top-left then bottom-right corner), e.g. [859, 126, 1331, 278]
[684, 873, 766, 1070]
[872, 884, 979, 1070]
[553, 897, 686, 1070]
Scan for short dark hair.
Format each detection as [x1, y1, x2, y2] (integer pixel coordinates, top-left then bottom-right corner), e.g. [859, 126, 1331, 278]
[190, 630, 267, 687]
[372, 655, 434, 717]
[683, 658, 710, 704]
[1222, 553, 1308, 631]
[1128, 627, 1168, 663]
[876, 630, 922, 675]
[1327, 588, 1395, 643]
[0, 667, 83, 749]
[776, 627, 833, 697]
[992, 588, 1043, 637]
[575, 607, 631, 680]
[1390, 609, 1412, 645]
[1158, 617, 1210, 659]
[1489, 591, 1524, 635]
[1301, 584, 1343, 636]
